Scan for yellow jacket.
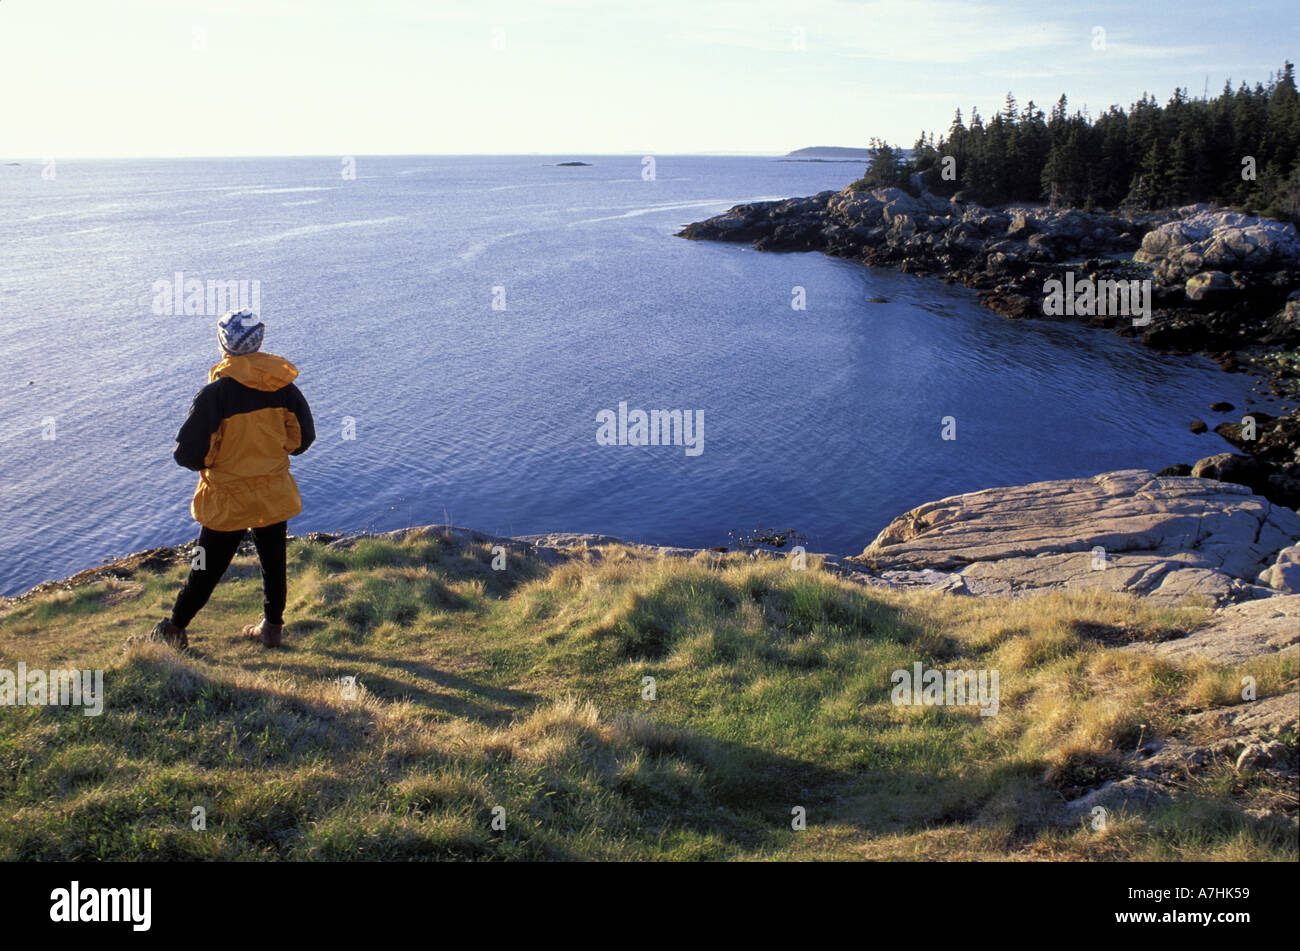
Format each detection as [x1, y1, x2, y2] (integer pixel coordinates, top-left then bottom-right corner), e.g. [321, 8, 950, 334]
[173, 352, 316, 531]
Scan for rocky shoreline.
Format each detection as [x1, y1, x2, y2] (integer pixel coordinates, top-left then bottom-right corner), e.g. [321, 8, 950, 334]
[678, 186, 1300, 508]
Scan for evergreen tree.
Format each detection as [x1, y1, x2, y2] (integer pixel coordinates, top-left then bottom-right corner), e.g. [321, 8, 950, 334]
[860, 138, 908, 190]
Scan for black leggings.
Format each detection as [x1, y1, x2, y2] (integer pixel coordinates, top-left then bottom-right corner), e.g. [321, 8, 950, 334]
[170, 522, 287, 629]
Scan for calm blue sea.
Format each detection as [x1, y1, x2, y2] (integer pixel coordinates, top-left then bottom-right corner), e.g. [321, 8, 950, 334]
[0, 155, 1275, 595]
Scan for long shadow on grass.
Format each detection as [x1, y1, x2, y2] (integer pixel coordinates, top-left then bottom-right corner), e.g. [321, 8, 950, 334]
[246, 647, 540, 726]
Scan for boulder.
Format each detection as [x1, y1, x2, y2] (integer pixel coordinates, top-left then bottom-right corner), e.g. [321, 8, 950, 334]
[1190, 452, 1274, 496]
[1200, 235, 1242, 269]
[1007, 210, 1038, 240]
[1027, 233, 1057, 254]
[868, 187, 919, 210]
[1137, 222, 1193, 258]
[1212, 415, 1269, 451]
[1258, 545, 1300, 593]
[1190, 444, 1299, 509]
[1185, 270, 1234, 302]
[849, 469, 1300, 605]
[1262, 292, 1300, 346]
[887, 212, 917, 237]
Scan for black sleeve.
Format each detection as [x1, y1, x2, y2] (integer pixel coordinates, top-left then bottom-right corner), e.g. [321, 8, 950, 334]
[289, 383, 316, 456]
[173, 383, 223, 471]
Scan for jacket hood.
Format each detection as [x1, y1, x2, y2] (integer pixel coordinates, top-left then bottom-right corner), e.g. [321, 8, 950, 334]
[209, 351, 299, 391]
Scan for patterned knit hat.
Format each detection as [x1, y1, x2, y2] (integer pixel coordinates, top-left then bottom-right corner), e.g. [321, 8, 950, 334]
[217, 309, 264, 356]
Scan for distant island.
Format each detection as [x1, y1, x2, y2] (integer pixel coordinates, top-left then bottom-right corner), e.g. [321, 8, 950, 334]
[785, 146, 872, 160]
[556, 161, 592, 166]
[784, 146, 914, 163]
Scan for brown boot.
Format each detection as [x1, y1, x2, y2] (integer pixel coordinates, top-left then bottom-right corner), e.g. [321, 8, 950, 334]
[241, 619, 283, 648]
[147, 618, 189, 649]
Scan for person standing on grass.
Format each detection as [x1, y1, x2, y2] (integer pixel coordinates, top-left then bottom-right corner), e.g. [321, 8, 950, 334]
[148, 309, 315, 649]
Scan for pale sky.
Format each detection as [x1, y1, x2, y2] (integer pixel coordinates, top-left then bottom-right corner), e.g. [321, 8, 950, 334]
[1, 0, 1293, 157]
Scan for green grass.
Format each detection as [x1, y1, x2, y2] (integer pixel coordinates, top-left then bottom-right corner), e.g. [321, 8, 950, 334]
[0, 530, 1294, 861]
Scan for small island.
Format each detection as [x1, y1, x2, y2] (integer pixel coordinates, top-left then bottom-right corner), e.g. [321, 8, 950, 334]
[783, 145, 915, 163]
[786, 146, 871, 160]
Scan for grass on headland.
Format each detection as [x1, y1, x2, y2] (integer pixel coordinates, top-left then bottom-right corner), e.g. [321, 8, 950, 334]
[0, 532, 1295, 861]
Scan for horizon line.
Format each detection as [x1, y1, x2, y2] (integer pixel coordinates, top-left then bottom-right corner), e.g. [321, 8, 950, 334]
[2, 150, 843, 162]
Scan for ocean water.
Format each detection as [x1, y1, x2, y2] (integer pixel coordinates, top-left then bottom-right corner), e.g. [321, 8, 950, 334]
[0, 155, 1276, 596]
